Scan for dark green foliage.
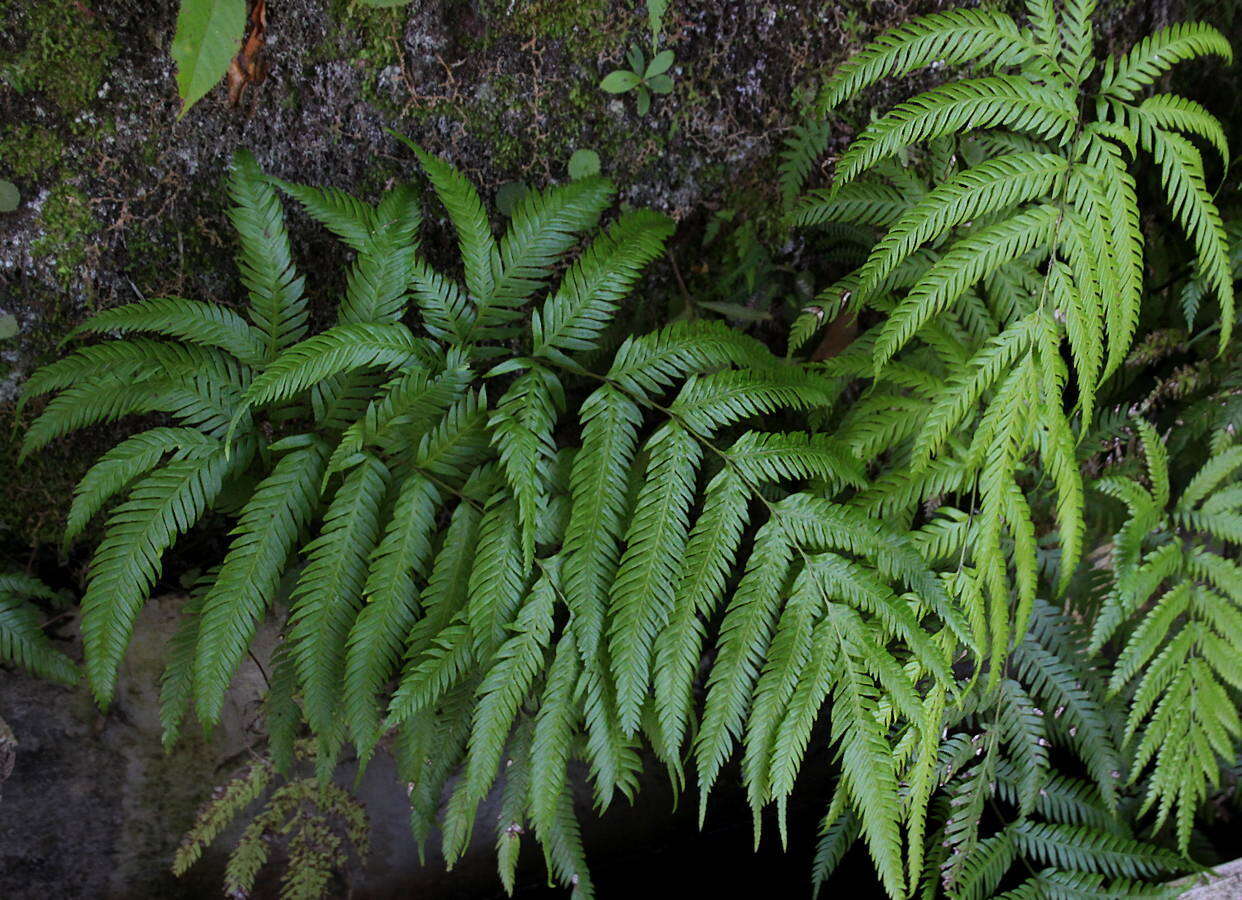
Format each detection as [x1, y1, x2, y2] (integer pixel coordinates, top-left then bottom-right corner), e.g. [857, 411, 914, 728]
[19, 0, 1242, 896]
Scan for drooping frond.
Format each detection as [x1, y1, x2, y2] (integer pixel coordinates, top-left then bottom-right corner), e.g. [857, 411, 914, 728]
[0, 573, 76, 686]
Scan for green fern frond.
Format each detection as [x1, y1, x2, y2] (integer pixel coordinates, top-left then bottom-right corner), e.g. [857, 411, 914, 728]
[82, 447, 241, 705]
[815, 9, 1035, 113]
[227, 150, 307, 358]
[0, 574, 77, 686]
[287, 455, 389, 758]
[834, 77, 1076, 186]
[194, 441, 327, 726]
[1100, 22, 1232, 102]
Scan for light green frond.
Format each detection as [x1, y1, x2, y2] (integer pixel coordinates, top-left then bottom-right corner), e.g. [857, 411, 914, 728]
[856, 153, 1067, 305]
[914, 313, 1040, 464]
[1180, 446, 1242, 511]
[874, 204, 1061, 370]
[1060, 0, 1097, 84]
[835, 77, 1076, 186]
[414, 387, 492, 483]
[816, 9, 1034, 113]
[336, 191, 421, 326]
[671, 367, 837, 437]
[1100, 22, 1232, 102]
[833, 644, 905, 898]
[1133, 95, 1229, 166]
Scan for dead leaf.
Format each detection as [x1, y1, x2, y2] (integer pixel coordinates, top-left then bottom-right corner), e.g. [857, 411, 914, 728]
[226, 0, 267, 106]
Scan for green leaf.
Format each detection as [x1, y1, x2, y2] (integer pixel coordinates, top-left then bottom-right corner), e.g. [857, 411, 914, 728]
[600, 70, 641, 93]
[171, 0, 247, 115]
[0, 180, 19, 212]
[568, 149, 601, 180]
[645, 49, 675, 78]
[646, 74, 674, 95]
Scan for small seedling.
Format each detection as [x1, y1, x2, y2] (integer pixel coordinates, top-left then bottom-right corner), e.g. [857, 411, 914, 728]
[600, 45, 674, 116]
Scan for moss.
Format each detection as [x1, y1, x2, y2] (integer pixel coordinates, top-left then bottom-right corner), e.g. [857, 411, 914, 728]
[478, 0, 613, 53]
[32, 185, 100, 284]
[0, 0, 116, 113]
[0, 124, 64, 182]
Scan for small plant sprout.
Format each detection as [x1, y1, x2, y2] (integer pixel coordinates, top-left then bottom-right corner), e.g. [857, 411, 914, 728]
[600, 44, 674, 116]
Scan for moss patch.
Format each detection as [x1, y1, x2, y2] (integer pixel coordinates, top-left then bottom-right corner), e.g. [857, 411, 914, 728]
[0, 0, 116, 113]
[0, 124, 64, 182]
[33, 185, 100, 284]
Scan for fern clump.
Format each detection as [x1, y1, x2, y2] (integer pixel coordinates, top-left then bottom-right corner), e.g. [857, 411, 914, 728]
[22, 139, 900, 894]
[1092, 422, 1242, 854]
[19, 0, 1242, 895]
[787, 0, 1231, 697]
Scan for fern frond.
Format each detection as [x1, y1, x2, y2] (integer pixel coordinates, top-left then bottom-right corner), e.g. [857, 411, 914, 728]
[287, 455, 389, 756]
[272, 178, 374, 251]
[441, 560, 557, 863]
[856, 153, 1067, 305]
[779, 118, 832, 207]
[816, 9, 1035, 113]
[0, 576, 77, 686]
[494, 176, 614, 307]
[227, 150, 307, 358]
[532, 210, 674, 358]
[874, 204, 1060, 370]
[64, 427, 222, 545]
[563, 386, 642, 660]
[82, 447, 239, 704]
[835, 78, 1076, 186]
[241, 323, 429, 410]
[1143, 128, 1234, 350]
[66, 296, 267, 366]
[343, 474, 440, 757]
[609, 423, 700, 733]
[696, 515, 792, 816]
[1100, 22, 1233, 102]
[194, 442, 327, 726]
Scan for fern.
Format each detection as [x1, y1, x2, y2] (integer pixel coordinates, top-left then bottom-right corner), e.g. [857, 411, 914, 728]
[0, 572, 77, 687]
[1096, 423, 1242, 852]
[22, 7, 1240, 887]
